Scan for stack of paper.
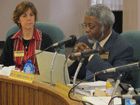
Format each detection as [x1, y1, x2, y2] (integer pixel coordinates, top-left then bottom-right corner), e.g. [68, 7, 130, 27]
[67, 81, 106, 96]
[0, 66, 20, 76]
[82, 96, 121, 105]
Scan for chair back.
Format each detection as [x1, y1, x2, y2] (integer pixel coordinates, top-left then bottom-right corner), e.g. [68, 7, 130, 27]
[120, 30, 140, 91]
[6, 22, 65, 54]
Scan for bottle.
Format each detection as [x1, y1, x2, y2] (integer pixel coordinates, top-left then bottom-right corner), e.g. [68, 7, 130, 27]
[23, 60, 34, 74]
[125, 87, 136, 105]
[106, 76, 115, 96]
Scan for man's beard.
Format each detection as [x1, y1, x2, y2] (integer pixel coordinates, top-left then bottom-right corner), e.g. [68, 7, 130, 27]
[88, 38, 97, 44]
[86, 34, 97, 44]
[87, 33, 104, 44]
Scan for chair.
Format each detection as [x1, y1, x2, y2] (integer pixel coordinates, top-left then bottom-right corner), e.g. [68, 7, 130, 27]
[6, 21, 65, 54]
[120, 30, 140, 92]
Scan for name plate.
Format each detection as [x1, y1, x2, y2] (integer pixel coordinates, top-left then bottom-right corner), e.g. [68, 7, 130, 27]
[54, 81, 71, 97]
[100, 52, 109, 59]
[9, 70, 34, 83]
[14, 51, 24, 57]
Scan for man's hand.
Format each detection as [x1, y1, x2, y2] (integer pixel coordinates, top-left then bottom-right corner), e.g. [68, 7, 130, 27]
[69, 42, 91, 61]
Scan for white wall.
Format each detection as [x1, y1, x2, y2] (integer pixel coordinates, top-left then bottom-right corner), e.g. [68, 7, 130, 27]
[0, 0, 90, 41]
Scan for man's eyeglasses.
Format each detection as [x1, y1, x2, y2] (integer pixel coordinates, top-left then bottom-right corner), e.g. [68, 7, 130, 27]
[81, 23, 99, 30]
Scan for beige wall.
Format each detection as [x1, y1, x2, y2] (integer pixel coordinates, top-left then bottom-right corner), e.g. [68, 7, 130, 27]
[0, 0, 90, 41]
[2, 0, 140, 41]
[138, 1, 140, 30]
[123, 0, 140, 32]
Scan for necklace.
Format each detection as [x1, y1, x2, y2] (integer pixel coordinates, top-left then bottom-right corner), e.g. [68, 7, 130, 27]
[22, 39, 31, 50]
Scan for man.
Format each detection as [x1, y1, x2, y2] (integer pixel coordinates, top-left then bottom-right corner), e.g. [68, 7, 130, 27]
[68, 4, 133, 83]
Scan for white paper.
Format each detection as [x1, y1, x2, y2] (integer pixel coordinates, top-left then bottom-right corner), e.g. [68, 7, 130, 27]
[67, 81, 106, 96]
[67, 81, 106, 90]
[0, 66, 20, 76]
[82, 96, 121, 105]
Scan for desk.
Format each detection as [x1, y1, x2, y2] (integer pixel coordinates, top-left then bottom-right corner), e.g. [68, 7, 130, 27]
[0, 75, 82, 105]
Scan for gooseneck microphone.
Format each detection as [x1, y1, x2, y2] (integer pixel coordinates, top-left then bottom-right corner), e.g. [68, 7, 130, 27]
[50, 35, 77, 48]
[118, 95, 140, 100]
[95, 61, 140, 75]
[26, 35, 77, 61]
[69, 47, 105, 57]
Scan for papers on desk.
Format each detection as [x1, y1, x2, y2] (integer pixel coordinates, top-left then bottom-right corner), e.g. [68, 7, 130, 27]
[67, 81, 106, 96]
[82, 96, 121, 105]
[0, 66, 20, 76]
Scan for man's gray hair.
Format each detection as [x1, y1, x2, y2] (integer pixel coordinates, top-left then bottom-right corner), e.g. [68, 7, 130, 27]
[85, 4, 115, 29]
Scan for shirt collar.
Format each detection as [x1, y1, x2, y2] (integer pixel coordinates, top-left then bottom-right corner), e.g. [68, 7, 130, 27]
[11, 28, 42, 41]
[98, 31, 112, 48]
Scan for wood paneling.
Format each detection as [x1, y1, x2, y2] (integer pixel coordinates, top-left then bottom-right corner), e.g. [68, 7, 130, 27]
[0, 75, 81, 105]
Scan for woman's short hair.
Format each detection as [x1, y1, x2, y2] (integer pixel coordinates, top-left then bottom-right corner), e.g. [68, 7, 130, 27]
[85, 4, 115, 29]
[13, 1, 38, 28]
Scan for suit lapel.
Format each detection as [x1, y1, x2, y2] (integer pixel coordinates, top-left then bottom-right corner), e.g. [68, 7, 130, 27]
[103, 30, 117, 52]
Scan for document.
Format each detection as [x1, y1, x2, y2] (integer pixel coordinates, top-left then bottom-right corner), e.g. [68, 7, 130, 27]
[67, 81, 106, 96]
[0, 66, 20, 76]
[82, 96, 121, 105]
[68, 81, 106, 90]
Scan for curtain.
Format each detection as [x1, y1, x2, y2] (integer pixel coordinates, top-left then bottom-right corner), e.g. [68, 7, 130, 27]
[91, 0, 123, 10]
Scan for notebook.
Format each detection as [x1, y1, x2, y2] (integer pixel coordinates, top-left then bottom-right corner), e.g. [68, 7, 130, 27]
[35, 50, 70, 85]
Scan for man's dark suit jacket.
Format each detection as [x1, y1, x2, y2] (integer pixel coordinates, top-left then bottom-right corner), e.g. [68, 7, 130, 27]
[68, 30, 134, 84]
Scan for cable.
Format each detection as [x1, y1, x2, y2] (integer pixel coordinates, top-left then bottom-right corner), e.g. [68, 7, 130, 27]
[63, 49, 76, 84]
[26, 46, 51, 61]
[63, 53, 70, 84]
[21, 46, 52, 71]
[68, 73, 95, 105]
[63, 49, 74, 84]
[108, 96, 119, 105]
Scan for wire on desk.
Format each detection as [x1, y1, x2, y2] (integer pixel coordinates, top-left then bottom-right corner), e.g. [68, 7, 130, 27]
[68, 74, 95, 105]
[108, 96, 119, 105]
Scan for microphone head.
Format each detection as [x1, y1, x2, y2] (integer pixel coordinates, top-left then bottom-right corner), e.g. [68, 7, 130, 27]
[98, 47, 105, 54]
[65, 35, 77, 47]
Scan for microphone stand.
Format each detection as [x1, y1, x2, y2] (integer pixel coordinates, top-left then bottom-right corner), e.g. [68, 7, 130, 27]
[50, 47, 60, 86]
[73, 57, 85, 96]
[109, 73, 123, 105]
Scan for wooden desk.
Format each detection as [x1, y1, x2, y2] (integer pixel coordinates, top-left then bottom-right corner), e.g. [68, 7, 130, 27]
[0, 75, 82, 105]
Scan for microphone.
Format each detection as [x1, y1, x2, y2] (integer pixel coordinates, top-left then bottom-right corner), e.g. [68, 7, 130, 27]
[95, 62, 140, 74]
[50, 35, 77, 48]
[25, 35, 76, 64]
[65, 35, 77, 47]
[117, 95, 140, 100]
[69, 47, 105, 57]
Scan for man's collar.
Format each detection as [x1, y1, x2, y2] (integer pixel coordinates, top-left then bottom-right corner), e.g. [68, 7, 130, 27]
[99, 31, 112, 48]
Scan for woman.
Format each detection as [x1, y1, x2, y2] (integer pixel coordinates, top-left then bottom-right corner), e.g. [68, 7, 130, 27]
[0, 1, 54, 74]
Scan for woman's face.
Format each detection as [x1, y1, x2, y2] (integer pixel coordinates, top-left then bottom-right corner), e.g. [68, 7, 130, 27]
[18, 8, 35, 30]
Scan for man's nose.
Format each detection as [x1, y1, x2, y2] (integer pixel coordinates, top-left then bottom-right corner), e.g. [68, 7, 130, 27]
[85, 27, 90, 32]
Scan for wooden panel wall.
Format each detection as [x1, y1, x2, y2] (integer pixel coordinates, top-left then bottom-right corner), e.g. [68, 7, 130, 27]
[0, 76, 81, 105]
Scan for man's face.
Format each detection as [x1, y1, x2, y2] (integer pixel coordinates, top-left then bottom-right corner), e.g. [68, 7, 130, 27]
[84, 15, 102, 40]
